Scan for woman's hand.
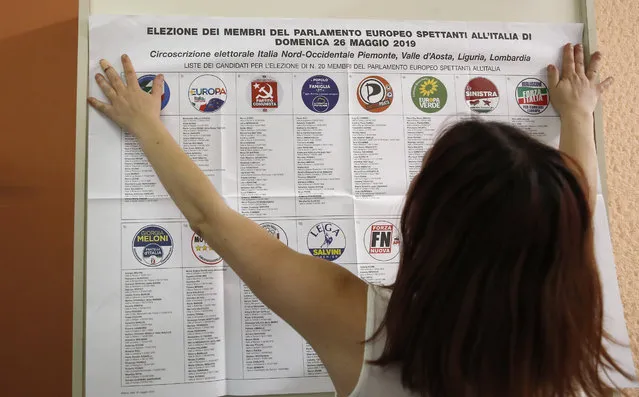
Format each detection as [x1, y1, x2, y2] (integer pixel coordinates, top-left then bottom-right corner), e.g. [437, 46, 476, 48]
[88, 55, 163, 136]
[547, 43, 613, 119]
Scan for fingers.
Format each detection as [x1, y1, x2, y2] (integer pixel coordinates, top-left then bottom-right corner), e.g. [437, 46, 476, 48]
[561, 43, 576, 77]
[121, 54, 139, 89]
[547, 64, 560, 87]
[95, 73, 117, 100]
[99, 59, 126, 92]
[597, 77, 614, 95]
[88, 97, 112, 116]
[587, 51, 602, 81]
[574, 44, 586, 76]
[151, 74, 164, 99]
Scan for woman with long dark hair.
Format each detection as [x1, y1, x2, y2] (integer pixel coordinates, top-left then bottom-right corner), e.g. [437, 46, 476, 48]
[89, 43, 635, 396]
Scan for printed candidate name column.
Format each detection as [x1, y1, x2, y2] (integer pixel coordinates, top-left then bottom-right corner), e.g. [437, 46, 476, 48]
[351, 117, 401, 197]
[294, 74, 353, 217]
[123, 73, 181, 219]
[402, 75, 458, 180]
[238, 117, 295, 217]
[237, 74, 296, 218]
[241, 282, 303, 379]
[122, 224, 185, 386]
[183, 268, 224, 382]
[181, 224, 226, 383]
[180, 73, 236, 211]
[349, 74, 407, 215]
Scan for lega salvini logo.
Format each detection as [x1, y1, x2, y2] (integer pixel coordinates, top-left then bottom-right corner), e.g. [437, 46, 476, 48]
[307, 222, 346, 261]
[132, 225, 174, 267]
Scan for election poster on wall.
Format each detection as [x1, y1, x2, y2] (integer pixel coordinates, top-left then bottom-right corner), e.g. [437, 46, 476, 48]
[85, 15, 635, 396]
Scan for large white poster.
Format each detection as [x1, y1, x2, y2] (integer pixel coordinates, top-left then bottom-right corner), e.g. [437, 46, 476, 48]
[86, 15, 635, 397]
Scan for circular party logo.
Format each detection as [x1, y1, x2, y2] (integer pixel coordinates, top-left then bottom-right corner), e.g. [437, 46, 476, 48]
[260, 222, 289, 246]
[411, 76, 447, 113]
[191, 232, 222, 265]
[138, 75, 170, 110]
[307, 222, 346, 261]
[357, 76, 393, 112]
[301, 75, 339, 113]
[364, 221, 401, 262]
[188, 75, 228, 113]
[132, 225, 174, 267]
[465, 77, 499, 113]
[516, 78, 549, 115]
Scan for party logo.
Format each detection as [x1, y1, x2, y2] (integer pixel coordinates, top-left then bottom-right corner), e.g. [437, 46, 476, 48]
[138, 74, 170, 110]
[357, 76, 393, 112]
[307, 222, 346, 261]
[191, 232, 222, 265]
[260, 222, 289, 246]
[465, 77, 499, 113]
[132, 225, 174, 267]
[516, 78, 549, 115]
[301, 75, 339, 113]
[251, 77, 279, 111]
[411, 76, 448, 113]
[188, 75, 227, 112]
[364, 221, 401, 262]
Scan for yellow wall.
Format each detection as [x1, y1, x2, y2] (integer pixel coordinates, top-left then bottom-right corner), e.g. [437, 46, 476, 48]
[596, 0, 639, 394]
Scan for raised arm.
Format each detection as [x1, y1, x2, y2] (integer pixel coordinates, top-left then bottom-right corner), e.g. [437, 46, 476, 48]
[89, 55, 367, 395]
[548, 43, 614, 210]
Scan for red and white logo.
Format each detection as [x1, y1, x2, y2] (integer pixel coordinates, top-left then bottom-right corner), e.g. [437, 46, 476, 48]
[191, 232, 222, 265]
[364, 221, 401, 262]
[251, 78, 278, 110]
[465, 77, 499, 113]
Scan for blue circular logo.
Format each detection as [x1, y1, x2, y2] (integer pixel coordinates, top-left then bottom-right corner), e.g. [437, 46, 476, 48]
[301, 75, 339, 113]
[138, 75, 170, 110]
[132, 225, 174, 267]
[307, 222, 346, 261]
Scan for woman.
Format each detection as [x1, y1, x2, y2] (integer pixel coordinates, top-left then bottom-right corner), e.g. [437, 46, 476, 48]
[89, 43, 634, 396]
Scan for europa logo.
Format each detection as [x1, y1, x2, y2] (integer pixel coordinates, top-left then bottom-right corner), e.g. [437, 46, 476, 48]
[132, 225, 174, 267]
[188, 74, 228, 113]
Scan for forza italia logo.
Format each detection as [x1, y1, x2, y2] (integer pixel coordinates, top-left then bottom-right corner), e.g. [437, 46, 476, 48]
[516, 78, 549, 114]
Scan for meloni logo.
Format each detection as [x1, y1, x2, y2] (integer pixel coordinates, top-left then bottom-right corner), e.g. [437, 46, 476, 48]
[132, 225, 174, 267]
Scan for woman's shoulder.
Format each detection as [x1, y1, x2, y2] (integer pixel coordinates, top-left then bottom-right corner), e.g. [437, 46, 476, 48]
[366, 284, 392, 332]
[347, 284, 419, 397]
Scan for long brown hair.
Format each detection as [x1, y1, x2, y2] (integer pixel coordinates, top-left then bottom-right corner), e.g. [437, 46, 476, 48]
[371, 120, 634, 396]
